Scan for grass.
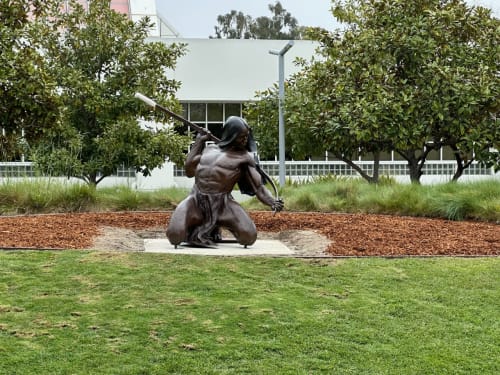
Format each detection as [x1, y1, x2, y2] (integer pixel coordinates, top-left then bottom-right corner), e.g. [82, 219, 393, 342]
[0, 180, 186, 214]
[96, 186, 188, 212]
[0, 179, 97, 214]
[244, 177, 500, 221]
[0, 177, 499, 221]
[1, 179, 498, 373]
[0, 252, 499, 374]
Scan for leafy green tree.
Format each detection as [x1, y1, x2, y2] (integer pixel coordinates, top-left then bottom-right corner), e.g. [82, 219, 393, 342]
[246, 72, 324, 162]
[212, 1, 304, 40]
[0, 0, 60, 161]
[250, 1, 302, 40]
[212, 10, 253, 39]
[32, 0, 190, 186]
[246, 68, 386, 183]
[248, 0, 499, 183]
[304, 0, 499, 183]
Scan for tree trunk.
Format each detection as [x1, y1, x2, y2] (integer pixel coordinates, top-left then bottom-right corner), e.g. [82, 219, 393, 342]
[372, 151, 380, 183]
[451, 144, 473, 182]
[338, 155, 379, 184]
[398, 150, 422, 184]
[87, 173, 98, 188]
[396, 144, 438, 184]
[408, 160, 422, 183]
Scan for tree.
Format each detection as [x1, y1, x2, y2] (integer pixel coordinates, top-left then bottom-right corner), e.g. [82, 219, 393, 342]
[247, 0, 499, 183]
[32, 0, 190, 186]
[246, 72, 325, 162]
[211, 1, 304, 40]
[250, 1, 302, 40]
[212, 10, 253, 39]
[246, 67, 387, 183]
[0, 0, 60, 161]
[304, 0, 499, 183]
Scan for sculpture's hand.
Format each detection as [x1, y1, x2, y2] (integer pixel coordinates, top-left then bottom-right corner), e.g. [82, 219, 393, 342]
[271, 198, 284, 213]
[196, 131, 212, 143]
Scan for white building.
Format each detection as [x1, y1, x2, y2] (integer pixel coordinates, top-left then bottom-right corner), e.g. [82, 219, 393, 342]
[70, 0, 180, 37]
[136, 37, 321, 190]
[1, 1, 497, 187]
[141, 35, 497, 188]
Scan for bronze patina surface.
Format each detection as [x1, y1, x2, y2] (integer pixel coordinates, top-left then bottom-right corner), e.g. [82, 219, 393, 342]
[166, 117, 283, 248]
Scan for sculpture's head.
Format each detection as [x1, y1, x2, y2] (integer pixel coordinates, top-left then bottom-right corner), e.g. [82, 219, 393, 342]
[219, 116, 256, 152]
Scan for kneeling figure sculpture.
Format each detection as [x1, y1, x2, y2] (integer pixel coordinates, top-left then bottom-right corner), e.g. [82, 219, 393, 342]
[167, 116, 283, 248]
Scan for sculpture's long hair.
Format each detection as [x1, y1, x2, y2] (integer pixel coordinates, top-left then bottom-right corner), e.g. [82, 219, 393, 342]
[218, 116, 257, 152]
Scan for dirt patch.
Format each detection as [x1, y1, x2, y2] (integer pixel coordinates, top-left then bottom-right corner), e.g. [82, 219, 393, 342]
[259, 230, 330, 256]
[0, 211, 498, 256]
[90, 226, 330, 256]
[91, 227, 145, 252]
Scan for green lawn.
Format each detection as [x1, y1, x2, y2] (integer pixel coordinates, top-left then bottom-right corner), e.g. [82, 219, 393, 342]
[1, 252, 499, 374]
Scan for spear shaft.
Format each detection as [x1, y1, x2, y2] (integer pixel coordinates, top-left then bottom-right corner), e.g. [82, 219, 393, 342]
[135, 93, 281, 207]
[134, 93, 220, 142]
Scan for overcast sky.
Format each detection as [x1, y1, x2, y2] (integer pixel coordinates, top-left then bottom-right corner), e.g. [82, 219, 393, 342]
[155, 0, 500, 38]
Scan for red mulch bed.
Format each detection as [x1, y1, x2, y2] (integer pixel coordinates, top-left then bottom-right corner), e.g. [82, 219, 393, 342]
[0, 211, 498, 256]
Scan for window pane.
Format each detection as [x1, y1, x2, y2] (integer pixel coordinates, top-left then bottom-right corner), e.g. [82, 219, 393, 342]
[207, 103, 223, 121]
[208, 122, 224, 140]
[181, 103, 188, 119]
[225, 103, 241, 119]
[393, 151, 406, 161]
[379, 151, 392, 161]
[190, 103, 206, 121]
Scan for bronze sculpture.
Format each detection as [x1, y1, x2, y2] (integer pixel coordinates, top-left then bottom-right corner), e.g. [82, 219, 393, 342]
[134, 93, 282, 248]
[167, 116, 283, 248]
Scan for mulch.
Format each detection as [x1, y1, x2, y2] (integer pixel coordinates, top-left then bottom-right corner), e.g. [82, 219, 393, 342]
[0, 211, 498, 256]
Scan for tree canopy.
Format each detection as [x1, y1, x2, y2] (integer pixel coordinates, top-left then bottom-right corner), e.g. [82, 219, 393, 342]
[211, 1, 304, 39]
[0, 0, 60, 160]
[30, 0, 190, 186]
[247, 0, 499, 183]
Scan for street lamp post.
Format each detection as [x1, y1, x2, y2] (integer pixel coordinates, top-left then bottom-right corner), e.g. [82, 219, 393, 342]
[269, 40, 294, 187]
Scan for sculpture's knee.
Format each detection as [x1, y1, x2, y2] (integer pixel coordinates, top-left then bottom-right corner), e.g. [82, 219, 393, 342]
[241, 233, 257, 247]
[166, 224, 185, 245]
[166, 198, 194, 245]
[236, 226, 257, 246]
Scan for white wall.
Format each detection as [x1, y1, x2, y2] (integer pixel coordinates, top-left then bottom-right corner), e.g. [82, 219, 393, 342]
[150, 38, 319, 102]
[130, 0, 181, 38]
[130, 0, 156, 14]
[135, 162, 176, 189]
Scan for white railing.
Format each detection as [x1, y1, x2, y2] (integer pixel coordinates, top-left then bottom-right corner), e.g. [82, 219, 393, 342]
[173, 160, 494, 178]
[1, 160, 497, 190]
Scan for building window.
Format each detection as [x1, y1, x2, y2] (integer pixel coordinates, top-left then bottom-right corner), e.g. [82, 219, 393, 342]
[189, 103, 206, 122]
[181, 102, 244, 139]
[207, 123, 223, 139]
[207, 103, 223, 121]
[225, 103, 242, 119]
